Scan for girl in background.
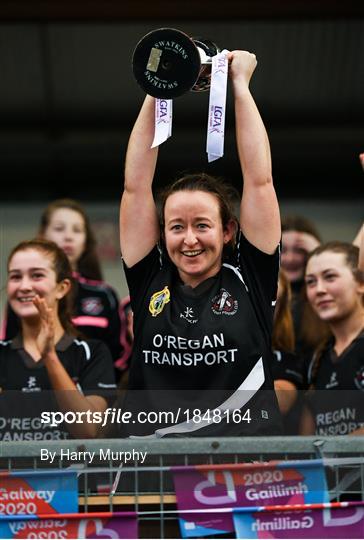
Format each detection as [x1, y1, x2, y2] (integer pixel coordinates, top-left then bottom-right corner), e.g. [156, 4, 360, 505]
[3, 199, 124, 373]
[281, 215, 329, 369]
[301, 241, 364, 436]
[0, 239, 116, 441]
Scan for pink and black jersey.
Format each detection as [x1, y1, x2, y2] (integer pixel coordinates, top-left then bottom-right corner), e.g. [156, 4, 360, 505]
[2, 273, 123, 364]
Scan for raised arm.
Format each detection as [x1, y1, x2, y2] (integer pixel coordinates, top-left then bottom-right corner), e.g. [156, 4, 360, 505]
[229, 51, 280, 254]
[120, 95, 160, 267]
[353, 222, 364, 272]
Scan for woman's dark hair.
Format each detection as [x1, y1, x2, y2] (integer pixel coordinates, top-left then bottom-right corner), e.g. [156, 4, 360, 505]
[306, 241, 363, 387]
[281, 215, 322, 243]
[7, 239, 76, 335]
[158, 173, 240, 254]
[272, 271, 295, 353]
[38, 199, 103, 281]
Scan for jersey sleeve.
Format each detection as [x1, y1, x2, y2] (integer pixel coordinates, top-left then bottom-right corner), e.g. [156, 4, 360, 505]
[78, 340, 117, 401]
[236, 232, 280, 341]
[122, 246, 161, 317]
[271, 350, 305, 388]
[238, 232, 280, 306]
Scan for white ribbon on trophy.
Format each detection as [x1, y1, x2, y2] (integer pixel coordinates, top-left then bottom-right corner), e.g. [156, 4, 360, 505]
[206, 50, 229, 162]
[151, 98, 173, 148]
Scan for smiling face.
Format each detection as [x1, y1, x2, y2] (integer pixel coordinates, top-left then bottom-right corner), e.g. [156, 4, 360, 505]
[43, 208, 86, 269]
[164, 190, 234, 288]
[281, 231, 308, 283]
[305, 251, 364, 323]
[7, 248, 67, 321]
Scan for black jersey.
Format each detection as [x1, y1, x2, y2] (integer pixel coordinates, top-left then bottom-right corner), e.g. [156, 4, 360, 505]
[271, 350, 304, 388]
[0, 334, 117, 441]
[272, 349, 305, 436]
[1, 273, 123, 363]
[306, 332, 364, 436]
[122, 233, 283, 437]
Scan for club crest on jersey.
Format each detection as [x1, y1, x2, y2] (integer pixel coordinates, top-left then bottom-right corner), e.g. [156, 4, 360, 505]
[81, 297, 103, 315]
[211, 288, 238, 315]
[354, 365, 364, 391]
[149, 286, 170, 317]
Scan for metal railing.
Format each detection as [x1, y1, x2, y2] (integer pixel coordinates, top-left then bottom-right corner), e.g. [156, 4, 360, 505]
[1, 437, 363, 538]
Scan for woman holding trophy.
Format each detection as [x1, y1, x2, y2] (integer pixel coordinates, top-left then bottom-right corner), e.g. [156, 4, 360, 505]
[119, 47, 283, 437]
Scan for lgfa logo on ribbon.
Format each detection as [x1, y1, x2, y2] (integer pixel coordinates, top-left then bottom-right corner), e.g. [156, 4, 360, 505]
[206, 50, 229, 162]
[150, 49, 229, 163]
[151, 99, 172, 148]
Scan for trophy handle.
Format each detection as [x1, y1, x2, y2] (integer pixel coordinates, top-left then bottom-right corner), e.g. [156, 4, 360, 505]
[191, 38, 221, 93]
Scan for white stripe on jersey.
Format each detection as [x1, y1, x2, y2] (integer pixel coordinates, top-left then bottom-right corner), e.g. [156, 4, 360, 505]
[135, 357, 265, 438]
[222, 263, 249, 292]
[0, 340, 11, 347]
[307, 352, 318, 386]
[74, 339, 91, 361]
